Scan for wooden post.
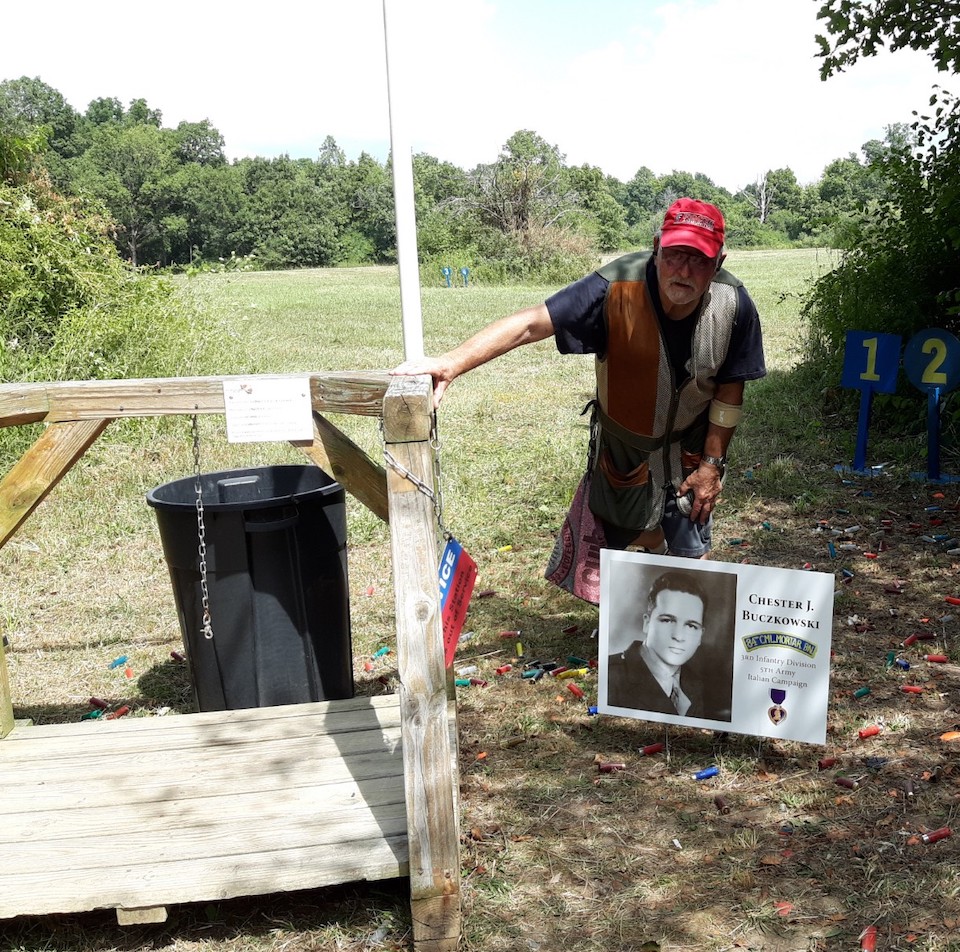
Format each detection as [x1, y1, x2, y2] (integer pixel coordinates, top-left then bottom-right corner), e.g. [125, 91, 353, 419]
[0, 631, 12, 739]
[383, 375, 461, 951]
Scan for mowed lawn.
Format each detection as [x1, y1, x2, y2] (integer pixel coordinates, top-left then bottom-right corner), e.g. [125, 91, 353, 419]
[15, 248, 960, 952]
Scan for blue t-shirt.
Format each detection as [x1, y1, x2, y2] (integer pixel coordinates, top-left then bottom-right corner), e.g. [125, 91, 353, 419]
[545, 257, 766, 385]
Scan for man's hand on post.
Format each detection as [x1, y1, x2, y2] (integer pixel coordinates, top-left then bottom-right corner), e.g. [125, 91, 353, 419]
[390, 356, 455, 409]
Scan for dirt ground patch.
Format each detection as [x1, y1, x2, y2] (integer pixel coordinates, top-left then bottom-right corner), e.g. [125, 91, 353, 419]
[440, 468, 960, 951]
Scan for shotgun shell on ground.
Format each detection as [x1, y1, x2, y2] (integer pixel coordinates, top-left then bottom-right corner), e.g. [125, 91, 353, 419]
[921, 826, 952, 844]
[556, 668, 588, 680]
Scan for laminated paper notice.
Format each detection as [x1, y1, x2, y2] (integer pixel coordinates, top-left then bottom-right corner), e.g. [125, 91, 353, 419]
[223, 377, 314, 443]
[598, 550, 834, 745]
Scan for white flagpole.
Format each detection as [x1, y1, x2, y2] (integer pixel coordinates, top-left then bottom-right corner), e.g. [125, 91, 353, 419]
[382, 0, 424, 360]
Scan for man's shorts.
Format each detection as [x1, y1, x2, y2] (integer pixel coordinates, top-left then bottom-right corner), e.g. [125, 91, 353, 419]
[602, 491, 711, 559]
[661, 491, 712, 558]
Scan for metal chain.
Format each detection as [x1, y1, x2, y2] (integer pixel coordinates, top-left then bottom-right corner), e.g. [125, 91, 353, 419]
[191, 414, 214, 640]
[380, 416, 449, 540]
[430, 415, 448, 539]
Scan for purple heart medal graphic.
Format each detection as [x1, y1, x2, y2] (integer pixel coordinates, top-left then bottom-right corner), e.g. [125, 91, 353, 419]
[768, 688, 787, 725]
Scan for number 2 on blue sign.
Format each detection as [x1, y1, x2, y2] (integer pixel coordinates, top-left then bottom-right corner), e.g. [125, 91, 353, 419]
[904, 329, 960, 393]
[921, 337, 948, 385]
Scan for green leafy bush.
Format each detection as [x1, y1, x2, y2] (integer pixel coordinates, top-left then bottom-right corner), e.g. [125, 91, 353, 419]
[0, 169, 239, 465]
[0, 175, 228, 382]
[800, 88, 960, 451]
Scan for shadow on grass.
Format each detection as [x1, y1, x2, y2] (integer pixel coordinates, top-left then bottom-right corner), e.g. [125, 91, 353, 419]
[0, 880, 412, 952]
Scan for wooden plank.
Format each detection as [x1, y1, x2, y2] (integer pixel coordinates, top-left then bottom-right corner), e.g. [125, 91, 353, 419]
[296, 412, 389, 522]
[0, 372, 391, 428]
[3, 767, 405, 828]
[2, 722, 403, 788]
[0, 721, 401, 771]
[116, 907, 168, 925]
[3, 693, 397, 735]
[0, 836, 409, 919]
[1, 694, 402, 750]
[0, 634, 12, 740]
[2, 750, 403, 814]
[0, 418, 110, 551]
[383, 376, 461, 952]
[3, 798, 409, 870]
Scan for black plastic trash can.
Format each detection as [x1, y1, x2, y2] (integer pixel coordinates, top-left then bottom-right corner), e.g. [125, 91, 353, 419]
[146, 465, 353, 711]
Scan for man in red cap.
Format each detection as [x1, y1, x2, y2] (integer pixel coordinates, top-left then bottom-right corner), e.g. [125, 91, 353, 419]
[391, 198, 765, 604]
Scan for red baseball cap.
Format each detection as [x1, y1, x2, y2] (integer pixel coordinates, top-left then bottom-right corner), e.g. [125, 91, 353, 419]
[660, 198, 725, 258]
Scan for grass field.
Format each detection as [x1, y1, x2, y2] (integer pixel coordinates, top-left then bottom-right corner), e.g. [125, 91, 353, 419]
[3, 249, 960, 952]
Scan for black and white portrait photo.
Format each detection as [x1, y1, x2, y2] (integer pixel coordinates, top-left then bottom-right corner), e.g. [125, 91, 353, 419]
[601, 556, 738, 725]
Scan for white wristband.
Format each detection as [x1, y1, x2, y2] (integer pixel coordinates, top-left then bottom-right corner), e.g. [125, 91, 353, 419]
[709, 399, 742, 428]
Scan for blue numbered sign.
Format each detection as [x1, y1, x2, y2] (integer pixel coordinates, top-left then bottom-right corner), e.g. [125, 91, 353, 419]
[904, 329, 960, 482]
[840, 331, 902, 472]
[441, 266, 452, 288]
[841, 331, 901, 393]
[903, 329, 960, 394]
[460, 266, 470, 287]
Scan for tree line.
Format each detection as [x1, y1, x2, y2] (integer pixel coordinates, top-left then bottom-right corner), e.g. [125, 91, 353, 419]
[0, 76, 912, 282]
[1, 0, 958, 451]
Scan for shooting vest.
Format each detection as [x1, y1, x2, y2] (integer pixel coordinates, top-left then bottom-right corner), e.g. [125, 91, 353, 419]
[587, 251, 741, 532]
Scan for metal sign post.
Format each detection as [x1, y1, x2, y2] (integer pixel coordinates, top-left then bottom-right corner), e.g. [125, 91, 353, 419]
[381, 0, 424, 360]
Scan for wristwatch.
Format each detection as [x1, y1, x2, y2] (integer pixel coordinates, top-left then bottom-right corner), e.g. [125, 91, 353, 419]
[700, 453, 726, 475]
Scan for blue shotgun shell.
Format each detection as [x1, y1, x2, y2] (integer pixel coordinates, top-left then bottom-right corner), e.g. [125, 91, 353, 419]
[694, 765, 719, 781]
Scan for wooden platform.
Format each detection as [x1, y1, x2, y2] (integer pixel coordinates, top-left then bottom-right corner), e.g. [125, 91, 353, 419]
[0, 695, 408, 920]
[0, 373, 462, 949]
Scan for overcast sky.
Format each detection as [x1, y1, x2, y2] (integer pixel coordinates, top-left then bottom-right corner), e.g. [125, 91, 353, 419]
[5, 0, 954, 193]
